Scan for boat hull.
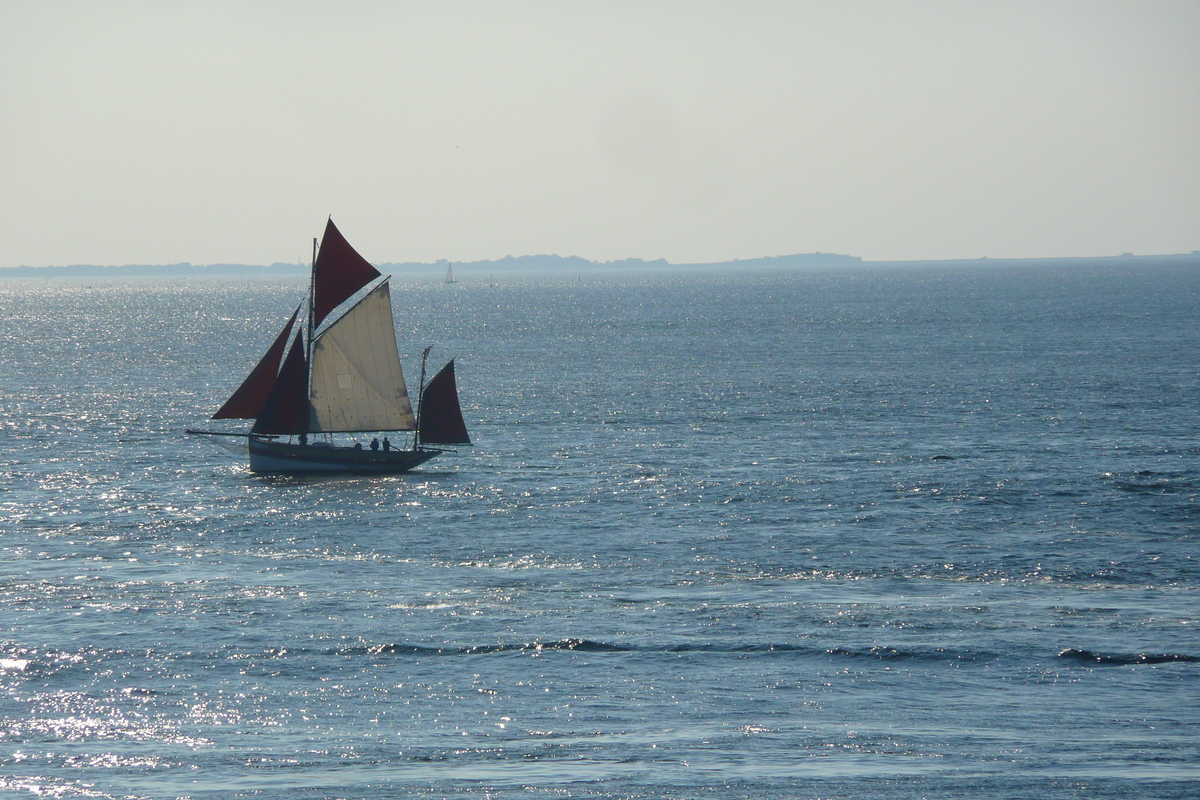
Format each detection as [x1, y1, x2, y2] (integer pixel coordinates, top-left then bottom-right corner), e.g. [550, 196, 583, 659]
[248, 438, 441, 474]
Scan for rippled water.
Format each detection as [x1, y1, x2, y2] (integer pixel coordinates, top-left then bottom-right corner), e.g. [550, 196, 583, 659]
[1, 260, 1198, 798]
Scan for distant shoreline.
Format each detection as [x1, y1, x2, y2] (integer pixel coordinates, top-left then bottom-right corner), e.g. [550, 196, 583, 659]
[1, 251, 1197, 278]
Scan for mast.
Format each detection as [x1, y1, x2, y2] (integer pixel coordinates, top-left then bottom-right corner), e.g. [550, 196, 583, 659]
[300, 235, 318, 441]
[307, 238, 317, 379]
[415, 345, 432, 448]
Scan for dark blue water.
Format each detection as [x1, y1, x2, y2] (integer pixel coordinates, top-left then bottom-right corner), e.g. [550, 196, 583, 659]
[2, 260, 1198, 798]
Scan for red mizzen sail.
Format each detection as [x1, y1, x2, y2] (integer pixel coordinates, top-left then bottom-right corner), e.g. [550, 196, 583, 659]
[419, 360, 471, 445]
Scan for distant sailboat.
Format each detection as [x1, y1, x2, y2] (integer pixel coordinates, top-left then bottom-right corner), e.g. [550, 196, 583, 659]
[188, 219, 471, 474]
[445, 262, 457, 283]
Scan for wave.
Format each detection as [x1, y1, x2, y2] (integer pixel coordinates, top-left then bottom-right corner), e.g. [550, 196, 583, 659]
[1057, 648, 1199, 665]
[36, 642, 1192, 670]
[1105, 469, 1196, 495]
[337, 639, 997, 663]
[347, 638, 630, 657]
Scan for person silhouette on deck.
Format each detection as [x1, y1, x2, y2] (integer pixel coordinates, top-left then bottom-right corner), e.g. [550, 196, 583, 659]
[370, 437, 379, 451]
[382, 436, 391, 451]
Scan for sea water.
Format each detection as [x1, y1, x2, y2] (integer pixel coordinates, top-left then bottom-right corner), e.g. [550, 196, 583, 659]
[0, 259, 1197, 799]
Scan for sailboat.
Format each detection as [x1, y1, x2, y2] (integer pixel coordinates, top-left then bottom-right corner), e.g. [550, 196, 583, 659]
[445, 262, 457, 283]
[188, 218, 471, 474]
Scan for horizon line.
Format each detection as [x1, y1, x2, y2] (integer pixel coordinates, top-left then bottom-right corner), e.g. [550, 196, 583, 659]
[2, 250, 1199, 276]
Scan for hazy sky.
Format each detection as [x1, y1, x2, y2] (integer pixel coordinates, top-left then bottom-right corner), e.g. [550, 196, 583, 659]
[3, 1, 1197, 266]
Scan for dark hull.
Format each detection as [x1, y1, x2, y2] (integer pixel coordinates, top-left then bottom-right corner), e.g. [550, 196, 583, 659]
[248, 438, 440, 474]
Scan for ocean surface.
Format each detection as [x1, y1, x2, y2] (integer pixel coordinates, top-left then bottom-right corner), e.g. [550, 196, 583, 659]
[1, 258, 1198, 799]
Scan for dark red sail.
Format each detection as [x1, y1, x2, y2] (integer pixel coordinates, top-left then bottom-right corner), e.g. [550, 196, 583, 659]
[419, 360, 471, 445]
[312, 218, 382, 327]
[251, 333, 311, 435]
[212, 305, 301, 420]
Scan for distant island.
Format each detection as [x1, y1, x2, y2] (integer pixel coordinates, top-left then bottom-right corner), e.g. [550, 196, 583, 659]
[0, 262, 309, 278]
[0, 252, 861, 278]
[3, 250, 1198, 278]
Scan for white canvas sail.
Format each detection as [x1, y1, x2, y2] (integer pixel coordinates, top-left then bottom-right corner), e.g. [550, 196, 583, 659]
[308, 280, 416, 432]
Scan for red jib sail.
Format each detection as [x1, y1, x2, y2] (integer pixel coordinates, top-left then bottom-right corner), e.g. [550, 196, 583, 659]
[212, 305, 301, 420]
[251, 332, 311, 435]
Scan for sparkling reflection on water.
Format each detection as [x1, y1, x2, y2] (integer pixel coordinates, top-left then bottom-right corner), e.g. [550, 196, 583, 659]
[1, 262, 1198, 799]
